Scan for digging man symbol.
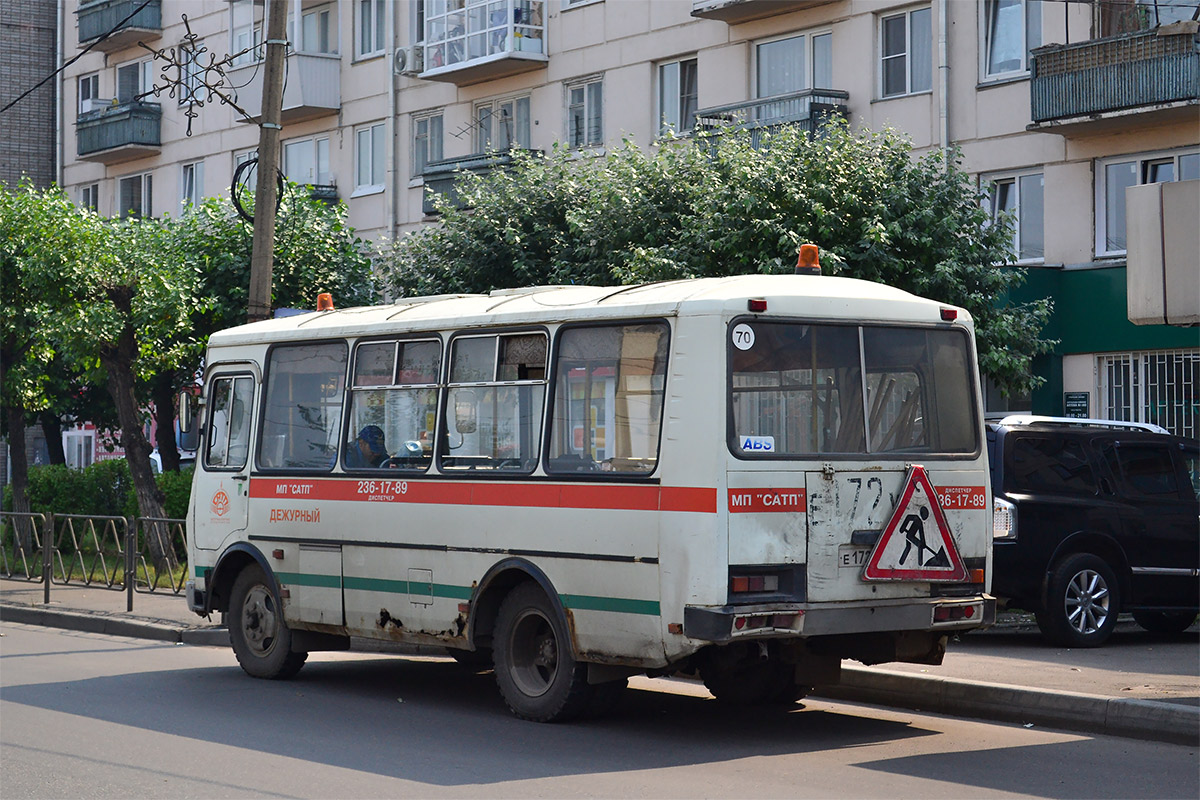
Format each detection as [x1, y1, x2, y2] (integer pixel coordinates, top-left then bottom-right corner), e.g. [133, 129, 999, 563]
[898, 505, 950, 569]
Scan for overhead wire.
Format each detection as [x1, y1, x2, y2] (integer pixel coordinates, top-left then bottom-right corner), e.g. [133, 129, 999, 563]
[1, 0, 152, 115]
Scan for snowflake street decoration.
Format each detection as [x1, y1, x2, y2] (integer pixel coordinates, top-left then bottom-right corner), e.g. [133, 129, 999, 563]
[138, 13, 260, 136]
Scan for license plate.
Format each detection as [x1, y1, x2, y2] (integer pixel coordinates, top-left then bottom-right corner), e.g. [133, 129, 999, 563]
[838, 545, 871, 569]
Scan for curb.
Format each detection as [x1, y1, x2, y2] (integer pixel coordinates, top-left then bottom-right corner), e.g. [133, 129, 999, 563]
[814, 666, 1200, 747]
[4, 601, 1195, 746]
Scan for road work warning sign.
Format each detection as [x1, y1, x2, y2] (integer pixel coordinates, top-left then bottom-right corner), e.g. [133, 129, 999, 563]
[863, 465, 967, 582]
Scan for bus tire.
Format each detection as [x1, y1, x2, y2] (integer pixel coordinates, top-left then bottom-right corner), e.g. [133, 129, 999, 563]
[493, 583, 591, 722]
[229, 564, 307, 680]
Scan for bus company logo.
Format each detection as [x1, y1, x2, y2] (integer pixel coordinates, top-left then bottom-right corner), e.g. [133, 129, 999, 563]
[210, 489, 230, 517]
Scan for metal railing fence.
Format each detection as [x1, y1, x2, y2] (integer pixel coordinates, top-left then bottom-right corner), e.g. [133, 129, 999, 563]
[1, 511, 187, 611]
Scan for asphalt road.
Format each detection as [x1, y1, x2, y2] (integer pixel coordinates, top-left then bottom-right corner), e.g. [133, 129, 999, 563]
[2, 623, 1196, 800]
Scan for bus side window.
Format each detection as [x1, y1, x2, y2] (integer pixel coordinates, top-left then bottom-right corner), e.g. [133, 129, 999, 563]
[441, 332, 547, 473]
[258, 342, 348, 471]
[547, 322, 669, 475]
[344, 338, 441, 472]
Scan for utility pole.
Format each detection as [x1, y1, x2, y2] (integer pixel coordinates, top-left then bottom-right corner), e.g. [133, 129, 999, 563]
[247, 0, 288, 323]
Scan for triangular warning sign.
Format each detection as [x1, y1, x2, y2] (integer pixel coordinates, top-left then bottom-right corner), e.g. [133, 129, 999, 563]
[863, 465, 967, 582]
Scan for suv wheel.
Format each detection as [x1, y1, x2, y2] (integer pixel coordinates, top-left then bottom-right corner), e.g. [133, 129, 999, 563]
[1131, 610, 1198, 634]
[1036, 553, 1121, 648]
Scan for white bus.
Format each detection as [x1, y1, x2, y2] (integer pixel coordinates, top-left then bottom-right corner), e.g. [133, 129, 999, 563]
[183, 262, 995, 721]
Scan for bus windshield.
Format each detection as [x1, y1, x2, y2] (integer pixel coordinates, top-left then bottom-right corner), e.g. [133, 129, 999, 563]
[730, 322, 978, 456]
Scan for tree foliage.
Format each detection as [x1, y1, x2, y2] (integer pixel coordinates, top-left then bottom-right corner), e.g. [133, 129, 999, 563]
[0, 181, 376, 539]
[382, 124, 1053, 397]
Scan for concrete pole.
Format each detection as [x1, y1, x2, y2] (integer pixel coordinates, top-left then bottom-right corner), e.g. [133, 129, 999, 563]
[247, 0, 289, 323]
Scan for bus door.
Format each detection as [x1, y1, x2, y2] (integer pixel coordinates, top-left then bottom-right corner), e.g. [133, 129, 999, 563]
[194, 366, 259, 550]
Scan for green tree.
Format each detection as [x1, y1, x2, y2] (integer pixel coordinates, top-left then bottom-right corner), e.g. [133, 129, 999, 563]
[11, 189, 196, 562]
[150, 187, 376, 471]
[383, 124, 1053, 397]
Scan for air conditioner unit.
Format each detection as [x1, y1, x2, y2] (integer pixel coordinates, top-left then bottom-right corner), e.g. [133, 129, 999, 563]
[394, 44, 424, 77]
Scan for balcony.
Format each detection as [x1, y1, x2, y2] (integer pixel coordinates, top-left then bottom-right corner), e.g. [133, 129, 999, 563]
[1029, 28, 1199, 135]
[77, 0, 161, 52]
[694, 89, 849, 147]
[76, 101, 161, 164]
[230, 53, 340, 124]
[421, 150, 541, 215]
[691, 0, 837, 24]
[419, 0, 547, 86]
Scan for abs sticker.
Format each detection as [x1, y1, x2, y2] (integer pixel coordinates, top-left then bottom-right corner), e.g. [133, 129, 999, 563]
[732, 323, 755, 351]
[740, 435, 775, 452]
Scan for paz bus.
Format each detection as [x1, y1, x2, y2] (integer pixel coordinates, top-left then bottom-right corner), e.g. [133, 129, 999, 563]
[182, 248, 996, 722]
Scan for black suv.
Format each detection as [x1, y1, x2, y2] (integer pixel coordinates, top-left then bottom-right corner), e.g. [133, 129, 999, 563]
[988, 416, 1199, 647]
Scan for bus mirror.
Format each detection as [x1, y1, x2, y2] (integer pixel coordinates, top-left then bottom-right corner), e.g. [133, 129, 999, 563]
[178, 392, 195, 434]
[455, 393, 477, 434]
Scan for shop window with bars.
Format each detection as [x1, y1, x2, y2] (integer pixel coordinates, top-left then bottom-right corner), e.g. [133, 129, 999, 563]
[1099, 350, 1199, 439]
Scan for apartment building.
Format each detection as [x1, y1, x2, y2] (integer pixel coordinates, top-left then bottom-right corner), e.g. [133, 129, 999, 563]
[53, 0, 1198, 433]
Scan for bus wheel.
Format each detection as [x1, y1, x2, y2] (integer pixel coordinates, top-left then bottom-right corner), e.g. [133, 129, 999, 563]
[229, 564, 308, 680]
[700, 644, 803, 706]
[493, 583, 591, 722]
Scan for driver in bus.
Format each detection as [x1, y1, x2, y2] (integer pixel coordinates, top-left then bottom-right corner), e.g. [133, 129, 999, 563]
[345, 424, 388, 469]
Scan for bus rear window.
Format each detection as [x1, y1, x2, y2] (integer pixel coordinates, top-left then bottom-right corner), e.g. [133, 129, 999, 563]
[730, 322, 978, 457]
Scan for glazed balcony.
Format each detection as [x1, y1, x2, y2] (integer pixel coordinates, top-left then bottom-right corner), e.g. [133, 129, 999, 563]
[694, 89, 850, 146]
[691, 0, 837, 24]
[421, 150, 541, 215]
[1029, 28, 1199, 135]
[77, 0, 161, 52]
[419, 0, 547, 86]
[76, 100, 161, 164]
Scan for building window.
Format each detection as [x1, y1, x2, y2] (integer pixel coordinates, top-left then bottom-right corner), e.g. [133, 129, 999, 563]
[413, 112, 443, 175]
[1097, 149, 1199, 256]
[297, 4, 336, 54]
[234, 150, 258, 192]
[357, 0, 386, 58]
[756, 31, 833, 99]
[230, 0, 264, 65]
[1100, 0, 1200, 36]
[475, 95, 531, 151]
[180, 43, 208, 105]
[78, 73, 100, 114]
[567, 78, 603, 149]
[880, 7, 931, 98]
[116, 59, 154, 103]
[985, 171, 1044, 263]
[1100, 349, 1200, 439]
[180, 161, 204, 215]
[284, 136, 331, 186]
[118, 172, 153, 219]
[355, 122, 386, 190]
[658, 58, 698, 136]
[80, 184, 99, 212]
[982, 0, 1040, 80]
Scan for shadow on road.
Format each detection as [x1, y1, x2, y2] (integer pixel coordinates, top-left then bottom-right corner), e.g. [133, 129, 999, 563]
[2, 653, 944, 786]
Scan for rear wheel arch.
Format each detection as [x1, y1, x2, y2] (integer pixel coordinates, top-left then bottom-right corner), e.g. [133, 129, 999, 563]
[1044, 532, 1130, 611]
[468, 558, 571, 654]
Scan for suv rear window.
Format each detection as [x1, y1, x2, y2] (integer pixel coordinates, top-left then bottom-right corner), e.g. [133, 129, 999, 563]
[1008, 436, 1096, 494]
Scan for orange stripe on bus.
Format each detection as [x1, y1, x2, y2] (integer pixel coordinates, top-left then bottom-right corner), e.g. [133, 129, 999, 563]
[248, 478, 717, 513]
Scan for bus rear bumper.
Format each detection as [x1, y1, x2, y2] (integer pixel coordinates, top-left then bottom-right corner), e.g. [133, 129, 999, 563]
[683, 595, 996, 643]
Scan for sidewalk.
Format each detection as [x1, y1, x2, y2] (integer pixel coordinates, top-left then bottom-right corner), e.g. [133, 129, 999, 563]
[2, 578, 1196, 745]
